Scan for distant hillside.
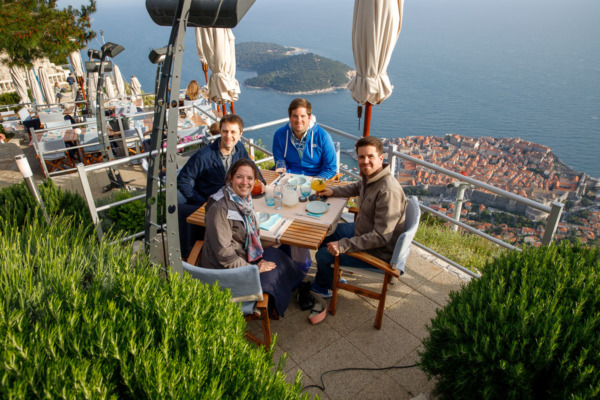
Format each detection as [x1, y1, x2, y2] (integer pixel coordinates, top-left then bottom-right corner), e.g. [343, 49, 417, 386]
[236, 42, 353, 94]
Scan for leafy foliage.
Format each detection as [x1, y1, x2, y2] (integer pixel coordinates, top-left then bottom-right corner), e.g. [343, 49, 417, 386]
[237, 41, 352, 93]
[0, 179, 92, 230]
[99, 189, 165, 236]
[0, 0, 96, 67]
[0, 215, 306, 399]
[419, 242, 600, 400]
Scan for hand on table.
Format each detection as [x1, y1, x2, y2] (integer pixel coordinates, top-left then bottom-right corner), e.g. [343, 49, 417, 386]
[327, 241, 340, 256]
[257, 259, 277, 273]
[317, 188, 333, 197]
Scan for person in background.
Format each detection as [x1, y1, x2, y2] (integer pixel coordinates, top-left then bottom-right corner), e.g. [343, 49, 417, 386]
[200, 158, 304, 317]
[311, 136, 408, 297]
[185, 80, 201, 101]
[54, 83, 63, 104]
[66, 73, 75, 89]
[272, 98, 337, 179]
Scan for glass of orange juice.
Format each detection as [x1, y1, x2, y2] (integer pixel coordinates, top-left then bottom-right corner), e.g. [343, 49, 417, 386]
[310, 178, 326, 192]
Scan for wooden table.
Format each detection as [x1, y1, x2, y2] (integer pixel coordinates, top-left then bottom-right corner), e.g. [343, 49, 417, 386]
[186, 170, 350, 250]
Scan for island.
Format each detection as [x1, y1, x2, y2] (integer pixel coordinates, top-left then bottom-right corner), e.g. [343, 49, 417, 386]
[235, 42, 354, 94]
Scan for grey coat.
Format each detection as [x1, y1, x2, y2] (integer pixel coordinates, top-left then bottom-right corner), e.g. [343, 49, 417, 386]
[330, 164, 407, 262]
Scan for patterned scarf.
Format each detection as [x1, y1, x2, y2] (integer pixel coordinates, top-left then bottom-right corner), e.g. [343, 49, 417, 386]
[224, 184, 264, 262]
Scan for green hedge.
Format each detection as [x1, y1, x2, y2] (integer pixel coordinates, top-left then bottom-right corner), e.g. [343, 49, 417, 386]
[419, 242, 600, 399]
[0, 180, 92, 230]
[0, 215, 306, 399]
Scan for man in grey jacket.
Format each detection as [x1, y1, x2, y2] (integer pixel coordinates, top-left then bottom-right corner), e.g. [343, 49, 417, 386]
[311, 136, 407, 297]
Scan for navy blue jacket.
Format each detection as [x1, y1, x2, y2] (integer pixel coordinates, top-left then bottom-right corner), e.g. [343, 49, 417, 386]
[177, 138, 250, 206]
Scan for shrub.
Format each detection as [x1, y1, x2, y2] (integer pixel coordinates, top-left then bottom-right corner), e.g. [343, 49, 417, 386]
[100, 189, 165, 236]
[0, 180, 92, 231]
[0, 215, 307, 399]
[419, 242, 600, 399]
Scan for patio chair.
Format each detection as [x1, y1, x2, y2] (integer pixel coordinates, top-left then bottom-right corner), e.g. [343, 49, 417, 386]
[37, 138, 74, 177]
[78, 131, 103, 165]
[329, 196, 421, 329]
[185, 240, 272, 348]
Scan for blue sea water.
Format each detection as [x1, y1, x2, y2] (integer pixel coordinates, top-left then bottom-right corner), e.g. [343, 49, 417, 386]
[84, 0, 600, 178]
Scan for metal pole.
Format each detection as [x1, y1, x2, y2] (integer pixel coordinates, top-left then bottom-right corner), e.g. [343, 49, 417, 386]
[453, 184, 468, 232]
[76, 163, 103, 241]
[14, 155, 50, 223]
[541, 201, 564, 245]
[363, 102, 372, 137]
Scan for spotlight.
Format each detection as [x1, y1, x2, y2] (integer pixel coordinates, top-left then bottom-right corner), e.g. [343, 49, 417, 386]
[146, 0, 255, 28]
[101, 42, 125, 58]
[87, 49, 102, 60]
[85, 61, 113, 73]
[149, 46, 168, 64]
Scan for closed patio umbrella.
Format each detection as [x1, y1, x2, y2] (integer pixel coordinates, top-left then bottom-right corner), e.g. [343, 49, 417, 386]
[113, 64, 126, 99]
[198, 27, 240, 109]
[195, 27, 210, 85]
[38, 68, 55, 105]
[130, 75, 142, 97]
[347, 0, 403, 136]
[87, 72, 97, 107]
[27, 68, 45, 106]
[69, 50, 85, 77]
[10, 65, 31, 105]
[105, 75, 117, 99]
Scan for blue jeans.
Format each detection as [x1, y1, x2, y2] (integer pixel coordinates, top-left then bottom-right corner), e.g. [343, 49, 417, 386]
[314, 223, 376, 289]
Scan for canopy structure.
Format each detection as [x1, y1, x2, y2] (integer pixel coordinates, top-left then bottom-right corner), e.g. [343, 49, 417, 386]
[38, 68, 54, 105]
[197, 27, 240, 109]
[195, 27, 210, 85]
[105, 76, 116, 99]
[10, 65, 31, 105]
[130, 75, 142, 97]
[347, 0, 403, 136]
[27, 68, 45, 106]
[113, 64, 126, 99]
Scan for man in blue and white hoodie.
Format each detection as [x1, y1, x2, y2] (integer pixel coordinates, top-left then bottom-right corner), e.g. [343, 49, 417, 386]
[272, 98, 337, 179]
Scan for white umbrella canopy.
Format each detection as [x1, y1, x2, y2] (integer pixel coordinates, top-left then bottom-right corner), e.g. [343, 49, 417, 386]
[347, 0, 403, 105]
[113, 64, 126, 98]
[38, 68, 55, 105]
[198, 27, 240, 104]
[27, 68, 45, 106]
[195, 27, 209, 84]
[10, 65, 31, 105]
[130, 75, 142, 97]
[104, 75, 117, 99]
[69, 50, 85, 77]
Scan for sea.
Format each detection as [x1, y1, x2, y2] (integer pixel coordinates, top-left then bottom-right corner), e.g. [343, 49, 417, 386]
[69, 0, 600, 178]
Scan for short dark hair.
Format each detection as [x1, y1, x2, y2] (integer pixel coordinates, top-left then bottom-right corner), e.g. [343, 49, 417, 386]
[219, 114, 244, 132]
[355, 136, 384, 155]
[226, 158, 259, 182]
[288, 98, 312, 117]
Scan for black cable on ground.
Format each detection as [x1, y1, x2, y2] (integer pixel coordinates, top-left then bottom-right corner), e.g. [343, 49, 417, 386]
[303, 363, 418, 392]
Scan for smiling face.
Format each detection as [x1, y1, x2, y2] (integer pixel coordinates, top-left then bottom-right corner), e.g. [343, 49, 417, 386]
[230, 165, 256, 198]
[357, 145, 384, 178]
[289, 107, 311, 137]
[219, 121, 242, 154]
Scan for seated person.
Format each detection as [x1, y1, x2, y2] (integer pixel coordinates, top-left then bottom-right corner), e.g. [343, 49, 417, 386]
[200, 159, 304, 317]
[311, 137, 408, 297]
[272, 98, 337, 179]
[185, 80, 200, 101]
[177, 114, 262, 206]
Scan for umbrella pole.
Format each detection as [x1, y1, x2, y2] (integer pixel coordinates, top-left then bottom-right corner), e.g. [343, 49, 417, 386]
[221, 104, 227, 116]
[203, 63, 209, 85]
[230, 102, 235, 114]
[363, 102, 372, 137]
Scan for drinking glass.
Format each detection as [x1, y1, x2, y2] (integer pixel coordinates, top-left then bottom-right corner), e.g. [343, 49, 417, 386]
[300, 181, 312, 197]
[275, 160, 286, 177]
[265, 185, 275, 206]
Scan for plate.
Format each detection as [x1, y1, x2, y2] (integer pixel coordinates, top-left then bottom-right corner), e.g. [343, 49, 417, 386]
[288, 176, 307, 188]
[306, 201, 329, 215]
[256, 212, 270, 224]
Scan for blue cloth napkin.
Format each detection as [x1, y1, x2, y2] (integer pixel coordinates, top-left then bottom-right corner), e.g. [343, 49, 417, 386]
[260, 213, 282, 231]
[307, 212, 323, 217]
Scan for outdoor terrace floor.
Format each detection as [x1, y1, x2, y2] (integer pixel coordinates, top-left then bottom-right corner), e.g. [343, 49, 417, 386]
[0, 134, 472, 399]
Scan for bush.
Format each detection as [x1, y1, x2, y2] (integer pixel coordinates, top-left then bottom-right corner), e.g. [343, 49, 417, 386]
[419, 242, 600, 399]
[0, 180, 92, 231]
[0, 215, 307, 399]
[100, 189, 165, 236]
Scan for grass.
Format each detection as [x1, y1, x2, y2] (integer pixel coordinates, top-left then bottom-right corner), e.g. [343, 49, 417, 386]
[414, 215, 508, 274]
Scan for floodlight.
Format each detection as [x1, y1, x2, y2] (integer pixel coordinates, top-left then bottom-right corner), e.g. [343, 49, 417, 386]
[85, 61, 113, 73]
[149, 46, 168, 64]
[87, 49, 102, 60]
[101, 42, 125, 58]
[146, 0, 255, 28]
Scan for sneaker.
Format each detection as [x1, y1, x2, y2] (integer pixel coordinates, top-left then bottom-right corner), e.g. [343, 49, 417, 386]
[339, 278, 347, 285]
[310, 282, 332, 299]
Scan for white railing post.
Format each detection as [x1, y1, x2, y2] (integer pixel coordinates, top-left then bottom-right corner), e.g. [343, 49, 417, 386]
[388, 143, 397, 177]
[248, 138, 255, 160]
[541, 201, 564, 245]
[76, 163, 103, 241]
[335, 141, 341, 174]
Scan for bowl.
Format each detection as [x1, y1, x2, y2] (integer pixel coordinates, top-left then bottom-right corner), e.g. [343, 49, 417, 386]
[287, 177, 307, 189]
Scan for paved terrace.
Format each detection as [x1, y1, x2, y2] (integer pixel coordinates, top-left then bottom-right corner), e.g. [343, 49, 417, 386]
[0, 135, 472, 399]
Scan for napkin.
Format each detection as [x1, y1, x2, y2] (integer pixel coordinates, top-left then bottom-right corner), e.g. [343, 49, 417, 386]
[260, 213, 282, 231]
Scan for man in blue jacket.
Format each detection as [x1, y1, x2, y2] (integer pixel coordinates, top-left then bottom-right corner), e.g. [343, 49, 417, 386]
[272, 98, 337, 179]
[177, 114, 257, 206]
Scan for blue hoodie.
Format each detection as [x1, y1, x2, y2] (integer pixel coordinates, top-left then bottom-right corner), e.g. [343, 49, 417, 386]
[272, 116, 337, 179]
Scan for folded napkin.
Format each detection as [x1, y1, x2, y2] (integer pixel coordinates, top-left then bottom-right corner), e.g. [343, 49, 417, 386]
[307, 212, 322, 218]
[260, 213, 282, 231]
